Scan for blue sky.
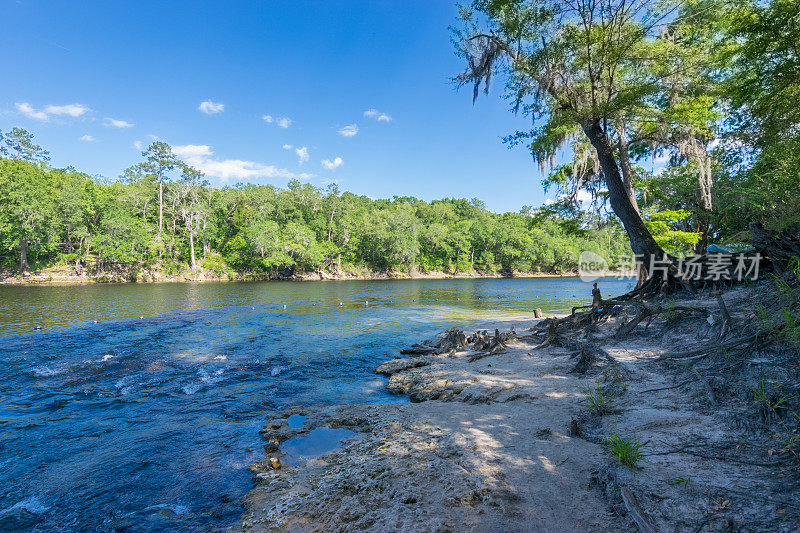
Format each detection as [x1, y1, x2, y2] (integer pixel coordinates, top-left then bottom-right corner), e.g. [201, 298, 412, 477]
[0, 0, 551, 213]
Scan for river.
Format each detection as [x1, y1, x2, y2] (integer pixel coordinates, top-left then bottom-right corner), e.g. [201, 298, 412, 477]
[0, 276, 632, 531]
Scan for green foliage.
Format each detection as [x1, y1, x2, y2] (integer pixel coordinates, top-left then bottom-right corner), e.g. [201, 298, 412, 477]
[453, 0, 800, 256]
[754, 261, 800, 347]
[0, 127, 50, 162]
[603, 434, 645, 468]
[0, 137, 632, 277]
[580, 382, 618, 415]
[642, 209, 702, 257]
[780, 412, 800, 464]
[750, 379, 795, 423]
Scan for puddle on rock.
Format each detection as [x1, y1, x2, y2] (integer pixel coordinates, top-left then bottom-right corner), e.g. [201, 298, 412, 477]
[281, 427, 355, 465]
[287, 414, 306, 429]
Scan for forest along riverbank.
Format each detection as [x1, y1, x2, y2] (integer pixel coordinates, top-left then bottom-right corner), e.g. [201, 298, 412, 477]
[0, 268, 597, 285]
[236, 282, 800, 532]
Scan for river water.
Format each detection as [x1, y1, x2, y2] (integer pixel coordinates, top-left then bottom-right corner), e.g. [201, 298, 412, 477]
[0, 276, 631, 531]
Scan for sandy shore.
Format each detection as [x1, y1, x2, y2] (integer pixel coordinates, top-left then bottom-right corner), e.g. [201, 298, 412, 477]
[235, 287, 799, 532]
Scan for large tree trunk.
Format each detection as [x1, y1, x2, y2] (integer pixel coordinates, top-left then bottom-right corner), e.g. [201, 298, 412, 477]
[327, 206, 336, 241]
[19, 237, 29, 273]
[189, 231, 197, 271]
[158, 179, 164, 235]
[616, 120, 640, 214]
[582, 120, 665, 270]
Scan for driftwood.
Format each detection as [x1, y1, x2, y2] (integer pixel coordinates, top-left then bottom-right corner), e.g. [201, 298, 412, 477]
[571, 283, 707, 339]
[528, 314, 629, 376]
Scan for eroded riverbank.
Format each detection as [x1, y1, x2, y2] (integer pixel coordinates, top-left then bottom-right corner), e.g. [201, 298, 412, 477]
[236, 284, 800, 532]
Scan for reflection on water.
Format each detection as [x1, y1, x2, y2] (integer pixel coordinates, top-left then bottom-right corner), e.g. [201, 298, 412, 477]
[0, 276, 631, 531]
[281, 428, 357, 465]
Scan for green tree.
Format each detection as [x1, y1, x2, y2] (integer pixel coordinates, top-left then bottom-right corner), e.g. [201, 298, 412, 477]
[1, 128, 50, 162]
[455, 0, 688, 277]
[139, 141, 178, 236]
[0, 159, 56, 272]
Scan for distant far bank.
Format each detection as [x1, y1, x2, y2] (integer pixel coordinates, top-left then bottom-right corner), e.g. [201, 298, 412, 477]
[0, 266, 627, 286]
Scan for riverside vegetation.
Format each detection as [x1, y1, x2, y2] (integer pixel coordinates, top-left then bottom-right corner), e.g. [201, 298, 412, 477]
[0, 132, 632, 283]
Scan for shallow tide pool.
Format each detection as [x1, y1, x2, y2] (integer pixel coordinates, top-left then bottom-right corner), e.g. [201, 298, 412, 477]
[0, 276, 632, 531]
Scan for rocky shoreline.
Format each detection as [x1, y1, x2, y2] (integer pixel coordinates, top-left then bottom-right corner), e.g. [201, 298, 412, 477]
[234, 285, 799, 532]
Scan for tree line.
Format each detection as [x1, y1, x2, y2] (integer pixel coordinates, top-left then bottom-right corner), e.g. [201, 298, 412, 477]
[0, 129, 631, 279]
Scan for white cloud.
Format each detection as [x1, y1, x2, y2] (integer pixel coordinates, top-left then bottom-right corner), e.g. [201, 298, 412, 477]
[282, 144, 292, 150]
[294, 146, 309, 164]
[338, 124, 358, 137]
[16, 103, 48, 120]
[80, 134, 96, 142]
[104, 117, 134, 128]
[172, 144, 311, 182]
[321, 157, 343, 170]
[172, 144, 213, 159]
[133, 140, 144, 150]
[653, 152, 671, 165]
[364, 108, 391, 122]
[263, 114, 291, 128]
[555, 189, 594, 205]
[15, 102, 90, 121]
[198, 100, 225, 114]
[46, 104, 90, 117]
[575, 189, 593, 203]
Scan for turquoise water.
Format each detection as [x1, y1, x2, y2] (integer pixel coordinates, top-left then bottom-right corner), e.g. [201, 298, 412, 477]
[0, 276, 632, 531]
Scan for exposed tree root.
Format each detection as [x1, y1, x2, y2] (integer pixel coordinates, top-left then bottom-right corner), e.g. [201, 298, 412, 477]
[468, 329, 509, 361]
[654, 334, 759, 362]
[620, 485, 658, 533]
[400, 327, 468, 355]
[646, 441, 792, 467]
[749, 222, 800, 274]
[401, 326, 513, 361]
